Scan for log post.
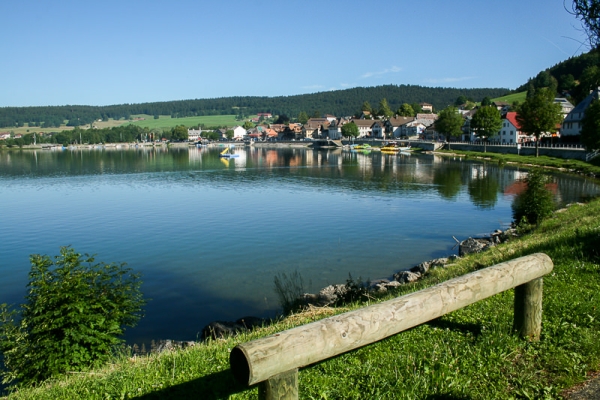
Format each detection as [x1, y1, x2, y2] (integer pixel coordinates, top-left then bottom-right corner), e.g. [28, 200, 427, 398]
[258, 369, 298, 400]
[513, 277, 544, 340]
[231, 253, 553, 387]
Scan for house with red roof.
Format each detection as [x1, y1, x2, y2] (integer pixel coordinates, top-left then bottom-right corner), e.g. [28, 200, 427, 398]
[500, 112, 526, 144]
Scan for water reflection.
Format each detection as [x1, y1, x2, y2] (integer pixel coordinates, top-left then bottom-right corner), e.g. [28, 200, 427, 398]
[1, 146, 599, 344]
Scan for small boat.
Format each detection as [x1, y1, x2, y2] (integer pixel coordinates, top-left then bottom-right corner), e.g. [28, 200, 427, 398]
[380, 141, 411, 153]
[219, 147, 239, 158]
[351, 144, 371, 150]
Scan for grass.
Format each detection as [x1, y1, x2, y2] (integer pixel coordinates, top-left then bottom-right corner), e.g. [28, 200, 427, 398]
[126, 115, 247, 130]
[437, 148, 600, 177]
[492, 91, 527, 105]
[2, 196, 600, 399]
[2, 115, 251, 136]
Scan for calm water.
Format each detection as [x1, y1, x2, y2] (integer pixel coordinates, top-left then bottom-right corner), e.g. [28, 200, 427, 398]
[1, 145, 599, 344]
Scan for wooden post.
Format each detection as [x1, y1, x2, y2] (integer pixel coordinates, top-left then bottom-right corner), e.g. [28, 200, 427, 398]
[258, 369, 298, 400]
[514, 277, 544, 340]
[231, 253, 553, 387]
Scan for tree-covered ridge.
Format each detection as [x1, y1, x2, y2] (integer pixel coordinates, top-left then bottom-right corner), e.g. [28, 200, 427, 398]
[0, 85, 509, 129]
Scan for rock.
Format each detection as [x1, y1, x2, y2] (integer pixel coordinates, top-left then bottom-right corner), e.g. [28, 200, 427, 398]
[459, 237, 488, 256]
[393, 270, 422, 284]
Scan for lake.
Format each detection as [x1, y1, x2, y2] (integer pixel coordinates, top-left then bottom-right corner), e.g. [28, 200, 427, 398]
[1, 145, 598, 345]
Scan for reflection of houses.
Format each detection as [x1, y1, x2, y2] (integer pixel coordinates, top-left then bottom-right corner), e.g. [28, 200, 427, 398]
[561, 88, 600, 138]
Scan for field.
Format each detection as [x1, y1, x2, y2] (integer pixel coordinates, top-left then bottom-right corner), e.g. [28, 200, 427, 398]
[492, 91, 527, 105]
[3, 115, 250, 136]
[126, 114, 244, 129]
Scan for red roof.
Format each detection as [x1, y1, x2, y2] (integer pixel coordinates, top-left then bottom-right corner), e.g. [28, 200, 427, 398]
[505, 112, 521, 130]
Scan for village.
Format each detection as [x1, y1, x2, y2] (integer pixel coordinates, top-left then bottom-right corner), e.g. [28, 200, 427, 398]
[185, 90, 595, 149]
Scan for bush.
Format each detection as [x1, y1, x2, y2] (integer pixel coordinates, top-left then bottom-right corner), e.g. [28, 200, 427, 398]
[511, 169, 556, 226]
[0, 247, 146, 387]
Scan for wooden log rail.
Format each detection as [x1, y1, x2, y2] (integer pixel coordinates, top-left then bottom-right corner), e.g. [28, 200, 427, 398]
[230, 253, 553, 400]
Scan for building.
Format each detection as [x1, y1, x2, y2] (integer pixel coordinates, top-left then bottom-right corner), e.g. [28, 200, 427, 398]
[419, 102, 433, 113]
[561, 88, 600, 137]
[499, 112, 524, 144]
[187, 129, 202, 141]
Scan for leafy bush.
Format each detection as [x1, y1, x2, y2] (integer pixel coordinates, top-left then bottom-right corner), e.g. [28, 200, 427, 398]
[0, 247, 145, 387]
[511, 169, 556, 226]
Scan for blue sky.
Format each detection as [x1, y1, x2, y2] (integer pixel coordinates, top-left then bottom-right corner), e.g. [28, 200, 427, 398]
[0, 0, 589, 107]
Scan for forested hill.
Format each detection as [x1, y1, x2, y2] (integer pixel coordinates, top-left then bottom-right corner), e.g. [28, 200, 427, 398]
[0, 85, 508, 129]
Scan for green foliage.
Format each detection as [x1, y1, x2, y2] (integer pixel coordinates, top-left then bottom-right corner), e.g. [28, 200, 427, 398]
[516, 88, 563, 156]
[377, 98, 393, 118]
[341, 121, 359, 138]
[581, 99, 600, 150]
[0, 247, 145, 387]
[396, 103, 415, 117]
[297, 111, 309, 125]
[435, 106, 464, 143]
[470, 105, 502, 139]
[170, 124, 188, 141]
[511, 169, 556, 226]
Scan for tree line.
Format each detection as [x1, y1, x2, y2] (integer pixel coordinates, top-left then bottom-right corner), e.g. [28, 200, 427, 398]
[0, 85, 509, 129]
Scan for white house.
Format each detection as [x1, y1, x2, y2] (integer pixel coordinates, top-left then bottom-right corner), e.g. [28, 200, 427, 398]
[187, 129, 202, 141]
[498, 112, 524, 144]
[352, 119, 375, 138]
[233, 126, 247, 140]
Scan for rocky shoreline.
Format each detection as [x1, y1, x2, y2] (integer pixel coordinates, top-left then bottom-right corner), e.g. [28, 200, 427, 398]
[150, 228, 518, 352]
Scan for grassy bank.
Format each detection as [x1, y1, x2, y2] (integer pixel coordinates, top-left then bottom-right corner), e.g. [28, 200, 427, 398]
[2, 196, 600, 398]
[436, 148, 600, 178]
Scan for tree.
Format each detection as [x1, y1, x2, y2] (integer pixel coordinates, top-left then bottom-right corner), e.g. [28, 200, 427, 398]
[0, 247, 145, 386]
[581, 98, 600, 149]
[516, 88, 563, 157]
[470, 106, 502, 152]
[171, 125, 188, 141]
[397, 103, 415, 117]
[274, 114, 290, 124]
[568, 0, 600, 49]
[410, 103, 423, 114]
[511, 169, 555, 226]
[435, 106, 464, 149]
[297, 111, 309, 125]
[361, 101, 373, 115]
[481, 96, 492, 106]
[341, 122, 359, 139]
[378, 98, 393, 119]
[225, 130, 234, 140]
[242, 121, 254, 130]
[455, 95, 468, 106]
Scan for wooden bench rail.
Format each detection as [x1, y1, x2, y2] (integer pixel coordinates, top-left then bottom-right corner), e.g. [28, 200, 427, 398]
[230, 253, 553, 399]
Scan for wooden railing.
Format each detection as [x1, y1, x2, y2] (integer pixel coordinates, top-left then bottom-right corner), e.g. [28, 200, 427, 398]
[230, 253, 553, 400]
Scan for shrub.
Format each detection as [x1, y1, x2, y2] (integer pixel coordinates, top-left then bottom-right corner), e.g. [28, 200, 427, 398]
[511, 169, 556, 226]
[0, 247, 146, 387]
